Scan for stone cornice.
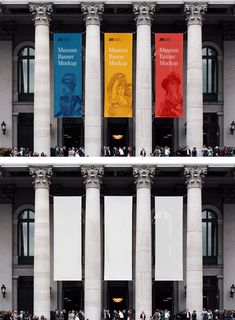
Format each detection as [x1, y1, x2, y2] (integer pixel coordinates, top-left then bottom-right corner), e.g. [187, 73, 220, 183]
[185, 2, 207, 26]
[81, 2, 104, 26]
[29, 166, 53, 190]
[29, 2, 53, 26]
[133, 2, 156, 26]
[81, 166, 104, 189]
[184, 166, 207, 189]
[133, 166, 155, 189]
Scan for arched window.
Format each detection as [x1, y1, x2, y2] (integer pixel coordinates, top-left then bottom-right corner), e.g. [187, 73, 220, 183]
[18, 47, 35, 101]
[202, 209, 218, 265]
[202, 47, 218, 102]
[18, 209, 34, 264]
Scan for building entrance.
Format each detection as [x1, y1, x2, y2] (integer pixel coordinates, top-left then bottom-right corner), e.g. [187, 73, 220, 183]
[63, 119, 84, 149]
[203, 113, 219, 147]
[203, 276, 219, 310]
[152, 282, 173, 315]
[107, 281, 129, 313]
[18, 113, 34, 151]
[63, 281, 83, 311]
[107, 119, 129, 149]
[153, 119, 174, 153]
[17, 276, 33, 314]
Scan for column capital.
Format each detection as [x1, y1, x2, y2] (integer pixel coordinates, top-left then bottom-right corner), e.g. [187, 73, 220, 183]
[184, 2, 207, 26]
[133, 2, 156, 26]
[29, 166, 53, 190]
[81, 166, 104, 189]
[133, 166, 155, 189]
[184, 166, 207, 189]
[81, 2, 104, 26]
[29, 2, 53, 26]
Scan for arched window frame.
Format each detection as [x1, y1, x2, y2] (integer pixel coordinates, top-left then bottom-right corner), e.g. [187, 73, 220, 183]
[17, 46, 35, 101]
[202, 208, 218, 265]
[202, 46, 218, 102]
[13, 41, 35, 103]
[17, 209, 35, 265]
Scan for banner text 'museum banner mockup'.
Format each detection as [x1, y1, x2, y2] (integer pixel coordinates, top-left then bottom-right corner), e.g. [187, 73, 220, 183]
[54, 33, 82, 118]
[104, 33, 133, 118]
[155, 33, 183, 118]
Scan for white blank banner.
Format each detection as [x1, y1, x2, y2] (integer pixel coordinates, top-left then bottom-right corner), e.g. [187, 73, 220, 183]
[155, 197, 183, 281]
[105, 196, 132, 280]
[54, 196, 82, 280]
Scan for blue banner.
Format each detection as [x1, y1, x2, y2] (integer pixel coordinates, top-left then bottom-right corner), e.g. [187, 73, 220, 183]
[54, 33, 82, 118]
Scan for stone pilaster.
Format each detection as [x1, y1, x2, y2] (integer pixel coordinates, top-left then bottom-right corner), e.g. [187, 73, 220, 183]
[82, 3, 104, 156]
[82, 166, 103, 320]
[133, 166, 155, 319]
[29, 3, 53, 156]
[184, 166, 207, 317]
[184, 3, 207, 154]
[134, 3, 156, 156]
[29, 166, 52, 319]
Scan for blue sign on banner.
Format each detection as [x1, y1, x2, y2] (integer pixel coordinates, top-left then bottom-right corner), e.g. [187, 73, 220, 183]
[54, 33, 82, 118]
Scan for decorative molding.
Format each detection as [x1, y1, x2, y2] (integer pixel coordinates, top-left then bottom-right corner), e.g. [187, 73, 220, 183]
[221, 22, 235, 41]
[133, 167, 155, 189]
[0, 21, 14, 40]
[133, 2, 156, 26]
[29, 166, 53, 190]
[222, 185, 235, 203]
[81, 2, 104, 26]
[29, 3, 53, 26]
[184, 166, 207, 189]
[81, 166, 104, 189]
[185, 3, 207, 26]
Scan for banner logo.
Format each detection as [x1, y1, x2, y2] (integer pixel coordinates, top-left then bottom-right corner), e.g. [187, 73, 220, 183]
[155, 33, 183, 118]
[54, 33, 82, 118]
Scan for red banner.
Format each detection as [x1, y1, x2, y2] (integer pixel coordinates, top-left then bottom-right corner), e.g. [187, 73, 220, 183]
[155, 33, 183, 118]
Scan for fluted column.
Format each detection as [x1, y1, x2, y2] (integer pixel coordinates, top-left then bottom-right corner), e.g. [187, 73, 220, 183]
[184, 166, 207, 316]
[133, 167, 155, 319]
[185, 3, 207, 154]
[81, 166, 104, 320]
[134, 3, 155, 156]
[29, 3, 53, 156]
[29, 166, 53, 319]
[82, 3, 103, 156]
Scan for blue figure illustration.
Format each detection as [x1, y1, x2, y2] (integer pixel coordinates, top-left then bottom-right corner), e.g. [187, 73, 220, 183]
[56, 73, 82, 117]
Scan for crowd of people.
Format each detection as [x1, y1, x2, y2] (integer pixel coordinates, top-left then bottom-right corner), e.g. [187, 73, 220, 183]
[1, 309, 235, 320]
[1, 145, 235, 157]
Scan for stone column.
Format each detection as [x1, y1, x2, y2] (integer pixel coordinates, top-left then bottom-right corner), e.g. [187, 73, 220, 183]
[29, 166, 52, 319]
[184, 166, 207, 316]
[29, 3, 53, 156]
[82, 3, 104, 157]
[185, 3, 207, 154]
[133, 3, 155, 156]
[133, 167, 155, 319]
[81, 166, 104, 320]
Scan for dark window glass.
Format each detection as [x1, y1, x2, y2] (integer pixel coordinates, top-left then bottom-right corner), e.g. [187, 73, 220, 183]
[202, 209, 218, 265]
[202, 47, 218, 102]
[18, 47, 35, 101]
[18, 209, 35, 264]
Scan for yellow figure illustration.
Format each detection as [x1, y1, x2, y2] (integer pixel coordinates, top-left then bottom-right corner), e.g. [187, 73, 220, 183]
[107, 73, 132, 117]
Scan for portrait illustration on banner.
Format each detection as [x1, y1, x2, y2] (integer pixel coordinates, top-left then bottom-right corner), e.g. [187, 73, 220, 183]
[158, 71, 183, 118]
[107, 72, 132, 117]
[55, 73, 82, 117]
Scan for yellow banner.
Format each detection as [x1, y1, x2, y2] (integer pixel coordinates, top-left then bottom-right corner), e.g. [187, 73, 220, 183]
[104, 33, 133, 118]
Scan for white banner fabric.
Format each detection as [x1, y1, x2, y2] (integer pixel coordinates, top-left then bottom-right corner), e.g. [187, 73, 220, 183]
[54, 196, 82, 280]
[104, 196, 132, 280]
[155, 197, 183, 281]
